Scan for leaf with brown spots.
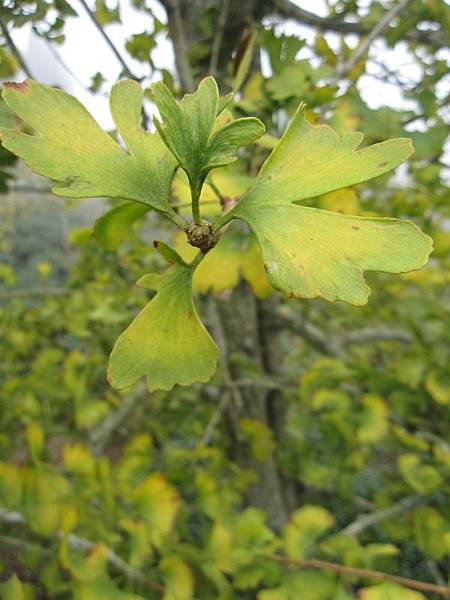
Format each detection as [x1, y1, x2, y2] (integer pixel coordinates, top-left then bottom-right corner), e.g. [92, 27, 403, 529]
[0, 79, 176, 214]
[221, 104, 432, 305]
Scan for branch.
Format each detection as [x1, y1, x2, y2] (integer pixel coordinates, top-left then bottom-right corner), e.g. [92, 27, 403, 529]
[0, 507, 164, 593]
[209, 0, 230, 77]
[89, 382, 147, 454]
[265, 553, 450, 597]
[342, 494, 423, 537]
[158, 0, 194, 92]
[77, 0, 139, 81]
[273, 0, 446, 47]
[334, 0, 412, 80]
[0, 16, 34, 78]
[341, 327, 413, 346]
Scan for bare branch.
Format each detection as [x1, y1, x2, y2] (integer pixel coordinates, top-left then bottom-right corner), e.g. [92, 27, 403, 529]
[209, 0, 230, 77]
[273, 0, 446, 47]
[341, 327, 413, 346]
[334, 0, 412, 81]
[342, 494, 423, 537]
[0, 507, 164, 593]
[77, 0, 138, 81]
[0, 16, 34, 78]
[158, 0, 194, 92]
[265, 553, 450, 597]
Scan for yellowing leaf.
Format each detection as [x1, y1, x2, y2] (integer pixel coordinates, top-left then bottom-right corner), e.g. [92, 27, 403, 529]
[175, 227, 272, 297]
[425, 370, 450, 405]
[0, 575, 25, 600]
[357, 394, 389, 444]
[360, 581, 425, 600]
[413, 506, 450, 560]
[398, 453, 443, 494]
[94, 202, 150, 251]
[133, 473, 180, 546]
[283, 505, 335, 559]
[318, 188, 360, 214]
[161, 556, 194, 600]
[108, 255, 219, 391]
[0, 80, 177, 215]
[223, 104, 432, 305]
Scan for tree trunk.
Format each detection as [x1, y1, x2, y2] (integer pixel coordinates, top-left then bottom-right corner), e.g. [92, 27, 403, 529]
[161, 0, 296, 530]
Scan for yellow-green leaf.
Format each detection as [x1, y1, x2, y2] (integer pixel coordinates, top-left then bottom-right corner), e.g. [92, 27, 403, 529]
[360, 581, 425, 600]
[283, 505, 335, 559]
[133, 473, 180, 546]
[226, 104, 432, 305]
[161, 556, 194, 600]
[108, 257, 219, 391]
[0, 79, 176, 213]
[94, 202, 150, 251]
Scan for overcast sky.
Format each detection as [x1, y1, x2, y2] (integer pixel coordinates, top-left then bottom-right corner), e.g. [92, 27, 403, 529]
[9, 0, 448, 134]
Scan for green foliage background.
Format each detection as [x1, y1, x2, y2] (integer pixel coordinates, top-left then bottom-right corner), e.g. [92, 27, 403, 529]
[0, 0, 449, 598]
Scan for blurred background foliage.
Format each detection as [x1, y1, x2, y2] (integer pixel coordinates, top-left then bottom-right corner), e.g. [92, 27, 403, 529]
[0, 0, 449, 598]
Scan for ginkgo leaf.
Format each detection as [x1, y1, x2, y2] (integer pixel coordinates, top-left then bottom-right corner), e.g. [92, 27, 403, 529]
[108, 251, 219, 391]
[152, 77, 264, 192]
[94, 202, 150, 251]
[221, 103, 432, 305]
[0, 79, 176, 215]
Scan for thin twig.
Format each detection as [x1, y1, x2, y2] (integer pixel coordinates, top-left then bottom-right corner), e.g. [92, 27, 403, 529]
[159, 0, 194, 92]
[341, 327, 412, 346]
[76, 0, 137, 81]
[89, 382, 148, 454]
[197, 390, 231, 447]
[342, 495, 423, 537]
[0, 507, 164, 593]
[209, 0, 230, 77]
[265, 553, 450, 597]
[333, 0, 412, 82]
[0, 15, 34, 78]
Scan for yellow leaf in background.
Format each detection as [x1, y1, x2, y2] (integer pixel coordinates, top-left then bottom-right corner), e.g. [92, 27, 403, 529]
[161, 556, 194, 600]
[36, 261, 52, 278]
[133, 473, 180, 546]
[318, 188, 360, 215]
[26, 421, 44, 460]
[63, 444, 96, 478]
[175, 226, 273, 297]
[283, 505, 335, 559]
[357, 394, 389, 444]
[360, 581, 425, 600]
[425, 370, 450, 405]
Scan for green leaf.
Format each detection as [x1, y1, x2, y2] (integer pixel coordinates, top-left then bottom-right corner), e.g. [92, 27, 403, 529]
[226, 104, 432, 305]
[0, 575, 25, 600]
[133, 473, 180, 546]
[161, 556, 194, 600]
[413, 506, 450, 560]
[360, 581, 425, 600]
[108, 257, 219, 391]
[398, 453, 443, 494]
[283, 505, 335, 559]
[94, 202, 150, 251]
[0, 79, 176, 213]
[151, 77, 264, 193]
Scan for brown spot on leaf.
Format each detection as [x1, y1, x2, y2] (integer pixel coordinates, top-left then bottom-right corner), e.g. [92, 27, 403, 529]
[378, 161, 389, 167]
[352, 225, 360, 230]
[4, 80, 29, 93]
